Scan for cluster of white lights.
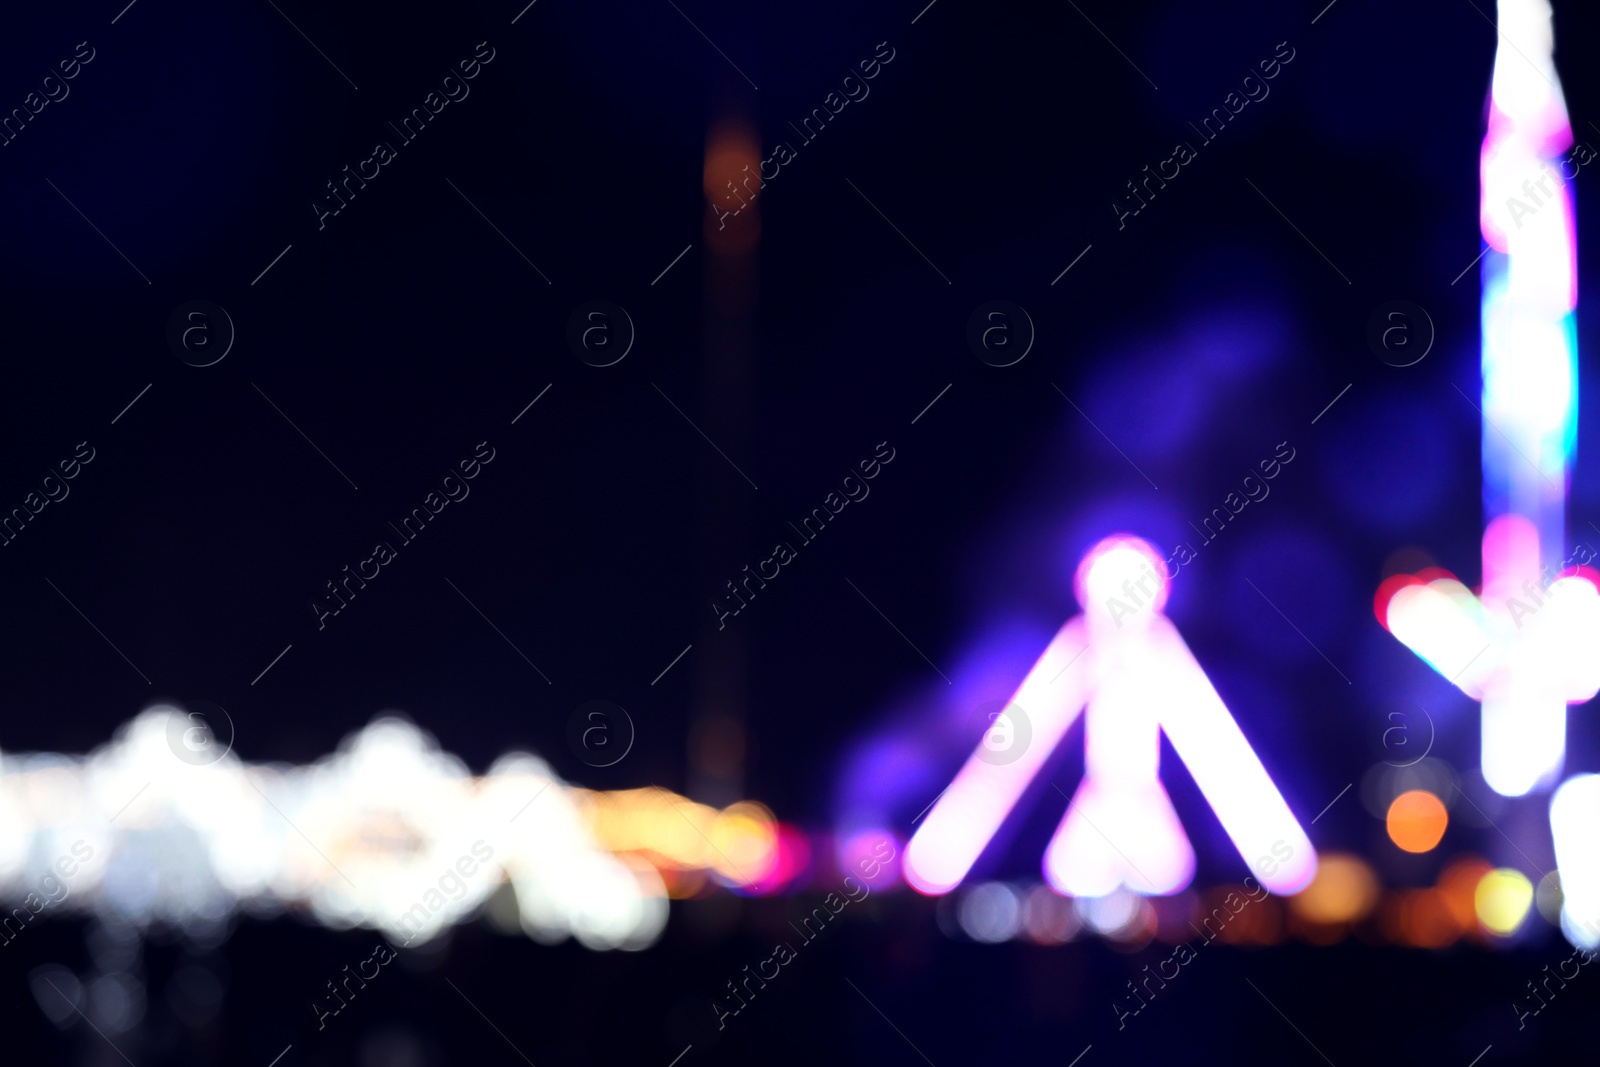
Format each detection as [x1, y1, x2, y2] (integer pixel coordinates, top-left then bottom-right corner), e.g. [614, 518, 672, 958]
[942, 883, 1163, 944]
[0, 708, 671, 951]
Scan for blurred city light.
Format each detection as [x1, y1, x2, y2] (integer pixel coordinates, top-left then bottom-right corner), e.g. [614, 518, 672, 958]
[1386, 790, 1449, 853]
[1550, 774, 1600, 947]
[1475, 868, 1535, 936]
[1288, 853, 1380, 927]
[1382, 0, 1591, 800]
[906, 535, 1315, 900]
[0, 707, 783, 952]
[957, 882, 1022, 943]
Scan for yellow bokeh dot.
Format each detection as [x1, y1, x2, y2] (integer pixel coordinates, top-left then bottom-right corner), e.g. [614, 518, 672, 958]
[1475, 868, 1534, 936]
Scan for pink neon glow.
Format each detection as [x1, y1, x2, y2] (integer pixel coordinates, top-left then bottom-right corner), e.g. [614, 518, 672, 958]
[1044, 777, 1193, 896]
[1481, 515, 1564, 795]
[740, 823, 811, 896]
[902, 619, 1091, 895]
[1074, 535, 1170, 618]
[906, 535, 1316, 899]
[838, 827, 900, 890]
[1479, 0, 1572, 262]
[1150, 624, 1317, 894]
[1384, 580, 1495, 697]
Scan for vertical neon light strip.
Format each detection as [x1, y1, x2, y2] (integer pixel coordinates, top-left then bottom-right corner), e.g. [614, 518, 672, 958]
[1382, 0, 1595, 798]
[1478, 0, 1578, 796]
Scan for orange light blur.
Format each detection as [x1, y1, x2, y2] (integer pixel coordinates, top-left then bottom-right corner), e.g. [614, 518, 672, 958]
[575, 788, 779, 886]
[703, 116, 761, 254]
[1437, 855, 1493, 937]
[1231, 897, 1286, 945]
[1383, 888, 1460, 948]
[1202, 887, 1284, 946]
[657, 866, 710, 899]
[1387, 789, 1449, 852]
[1289, 852, 1382, 926]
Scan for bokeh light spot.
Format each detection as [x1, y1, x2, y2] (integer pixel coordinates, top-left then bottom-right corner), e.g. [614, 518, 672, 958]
[1387, 790, 1448, 853]
[1475, 868, 1534, 936]
[1288, 853, 1381, 926]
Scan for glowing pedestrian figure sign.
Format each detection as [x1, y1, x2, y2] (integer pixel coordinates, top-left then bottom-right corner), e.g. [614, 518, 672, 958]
[903, 536, 1317, 899]
[1379, 0, 1600, 798]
